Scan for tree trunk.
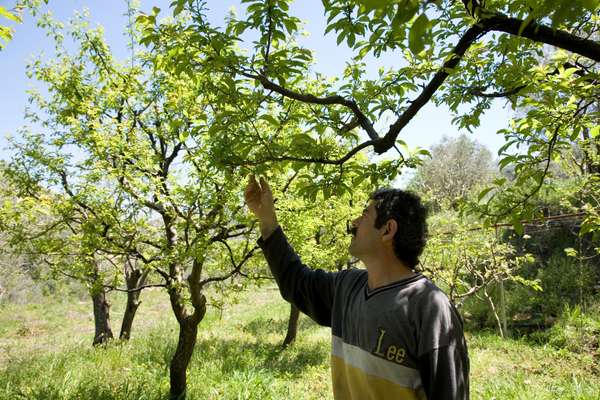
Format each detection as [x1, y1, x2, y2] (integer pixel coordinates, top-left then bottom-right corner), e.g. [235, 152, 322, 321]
[169, 316, 204, 400]
[92, 290, 114, 346]
[119, 267, 148, 340]
[119, 289, 141, 340]
[282, 303, 300, 348]
[168, 263, 206, 400]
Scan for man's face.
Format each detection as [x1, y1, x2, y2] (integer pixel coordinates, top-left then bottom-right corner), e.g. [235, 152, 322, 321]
[349, 200, 381, 258]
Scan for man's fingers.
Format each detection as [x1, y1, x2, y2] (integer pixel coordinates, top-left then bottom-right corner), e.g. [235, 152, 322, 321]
[248, 174, 258, 187]
[245, 175, 258, 193]
[244, 185, 260, 207]
[259, 176, 271, 193]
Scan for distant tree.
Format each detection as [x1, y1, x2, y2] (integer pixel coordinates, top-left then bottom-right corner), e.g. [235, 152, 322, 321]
[408, 134, 496, 211]
[0, 157, 144, 345]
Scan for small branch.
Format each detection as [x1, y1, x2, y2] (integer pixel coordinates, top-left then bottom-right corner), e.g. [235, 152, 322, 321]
[155, 267, 171, 282]
[468, 85, 526, 98]
[262, 0, 274, 69]
[223, 140, 375, 166]
[238, 271, 275, 280]
[468, 61, 596, 99]
[239, 70, 380, 141]
[105, 283, 167, 293]
[199, 242, 258, 287]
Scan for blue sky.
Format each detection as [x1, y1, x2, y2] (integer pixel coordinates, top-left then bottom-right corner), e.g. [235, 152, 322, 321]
[0, 0, 513, 167]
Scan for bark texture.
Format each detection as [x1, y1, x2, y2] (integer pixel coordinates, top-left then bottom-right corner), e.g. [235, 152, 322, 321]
[169, 318, 200, 400]
[119, 267, 148, 340]
[91, 290, 113, 346]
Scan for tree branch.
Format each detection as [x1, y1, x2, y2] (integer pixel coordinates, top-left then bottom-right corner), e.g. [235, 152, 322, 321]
[379, 24, 488, 153]
[468, 85, 526, 98]
[223, 139, 375, 166]
[481, 12, 600, 63]
[199, 242, 258, 287]
[239, 70, 380, 141]
[105, 283, 167, 293]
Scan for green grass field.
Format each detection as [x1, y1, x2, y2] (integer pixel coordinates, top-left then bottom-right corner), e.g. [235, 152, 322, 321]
[1, 285, 598, 399]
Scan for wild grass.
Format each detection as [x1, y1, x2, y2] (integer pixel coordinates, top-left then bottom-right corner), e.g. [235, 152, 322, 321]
[0, 285, 598, 399]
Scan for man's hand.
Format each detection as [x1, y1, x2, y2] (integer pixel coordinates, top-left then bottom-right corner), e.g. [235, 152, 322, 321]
[244, 175, 279, 239]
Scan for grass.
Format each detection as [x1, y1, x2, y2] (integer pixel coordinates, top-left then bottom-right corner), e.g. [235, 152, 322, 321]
[1, 285, 599, 399]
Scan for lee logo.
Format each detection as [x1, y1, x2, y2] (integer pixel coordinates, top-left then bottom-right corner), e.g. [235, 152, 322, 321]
[373, 328, 406, 364]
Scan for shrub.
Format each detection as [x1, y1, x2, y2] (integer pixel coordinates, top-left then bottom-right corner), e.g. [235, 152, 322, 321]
[530, 304, 600, 354]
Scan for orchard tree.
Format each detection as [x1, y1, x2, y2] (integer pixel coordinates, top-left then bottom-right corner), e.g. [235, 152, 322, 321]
[142, 0, 599, 232]
[0, 164, 141, 345]
[419, 212, 538, 337]
[3, 7, 374, 398]
[2, 12, 255, 397]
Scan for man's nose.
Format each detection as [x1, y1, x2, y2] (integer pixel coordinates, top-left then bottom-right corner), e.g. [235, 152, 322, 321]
[346, 218, 358, 234]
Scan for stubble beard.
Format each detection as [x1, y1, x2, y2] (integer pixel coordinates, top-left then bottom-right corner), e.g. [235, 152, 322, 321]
[349, 235, 360, 258]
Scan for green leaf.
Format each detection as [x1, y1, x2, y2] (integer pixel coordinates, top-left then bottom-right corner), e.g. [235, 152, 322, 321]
[358, 0, 391, 11]
[393, 0, 419, 25]
[564, 247, 578, 258]
[0, 6, 21, 23]
[290, 133, 317, 149]
[477, 187, 493, 202]
[173, 3, 184, 16]
[582, 0, 599, 11]
[408, 14, 429, 55]
[260, 114, 279, 126]
[590, 126, 599, 138]
[416, 148, 431, 158]
[493, 177, 507, 186]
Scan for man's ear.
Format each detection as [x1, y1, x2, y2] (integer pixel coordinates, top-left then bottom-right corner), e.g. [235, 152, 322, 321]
[382, 219, 397, 242]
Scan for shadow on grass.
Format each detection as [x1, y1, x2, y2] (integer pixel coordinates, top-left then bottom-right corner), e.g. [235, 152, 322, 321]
[241, 314, 316, 336]
[188, 315, 328, 377]
[193, 335, 328, 377]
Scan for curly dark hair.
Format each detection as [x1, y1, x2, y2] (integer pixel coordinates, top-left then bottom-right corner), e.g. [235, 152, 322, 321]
[371, 188, 428, 269]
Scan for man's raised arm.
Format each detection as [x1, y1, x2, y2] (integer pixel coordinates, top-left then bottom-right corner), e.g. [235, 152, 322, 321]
[244, 175, 339, 327]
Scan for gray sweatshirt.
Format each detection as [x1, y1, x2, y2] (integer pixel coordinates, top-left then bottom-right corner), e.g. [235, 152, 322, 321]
[258, 226, 469, 400]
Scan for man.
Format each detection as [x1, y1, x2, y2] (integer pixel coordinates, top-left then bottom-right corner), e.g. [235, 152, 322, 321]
[245, 175, 469, 399]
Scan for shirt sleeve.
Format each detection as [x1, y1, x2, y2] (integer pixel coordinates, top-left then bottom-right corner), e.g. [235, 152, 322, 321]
[418, 343, 470, 400]
[415, 289, 470, 399]
[257, 226, 341, 327]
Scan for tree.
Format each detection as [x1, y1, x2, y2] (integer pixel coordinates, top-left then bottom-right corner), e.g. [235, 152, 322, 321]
[420, 212, 538, 337]
[408, 134, 496, 211]
[141, 0, 598, 231]
[2, 7, 373, 398]
[1, 150, 144, 345]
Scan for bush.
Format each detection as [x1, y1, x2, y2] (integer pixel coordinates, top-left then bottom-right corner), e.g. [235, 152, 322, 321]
[530, 304, 600, 354]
